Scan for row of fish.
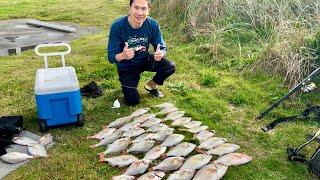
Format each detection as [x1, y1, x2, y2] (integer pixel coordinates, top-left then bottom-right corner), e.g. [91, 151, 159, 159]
[0, 134, 53, 164]
[91, 104, 244, 157]
[110, 153, 252, 180]
[89, 102, 252, 179]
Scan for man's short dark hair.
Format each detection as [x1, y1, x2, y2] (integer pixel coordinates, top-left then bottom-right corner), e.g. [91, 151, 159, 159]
[130, 0, 151, 7]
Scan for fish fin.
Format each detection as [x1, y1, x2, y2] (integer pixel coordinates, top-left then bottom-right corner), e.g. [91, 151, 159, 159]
[12, 136, 19, 141]
[122, 150, 128, 155]
[178, 128, 189, 132]
[210, 129, 216, 134]
[102, 125, 109, 129]
[160, 153, 166, 159]
[194, 147, 206, 154]
[121, 169, 127, 174]
[147, 166, 153, 172]
[192, 134, 197, 139]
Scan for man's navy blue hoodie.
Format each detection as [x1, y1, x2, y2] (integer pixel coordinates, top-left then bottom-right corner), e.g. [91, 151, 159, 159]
[107, 16, 166, 70]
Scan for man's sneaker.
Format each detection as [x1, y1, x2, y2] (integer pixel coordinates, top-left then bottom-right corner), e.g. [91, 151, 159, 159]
[144, 85, 164, 98]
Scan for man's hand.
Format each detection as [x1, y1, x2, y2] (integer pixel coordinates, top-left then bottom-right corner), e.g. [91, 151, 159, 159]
[119, 42, 134, 61]
[154, 44, 164, 61]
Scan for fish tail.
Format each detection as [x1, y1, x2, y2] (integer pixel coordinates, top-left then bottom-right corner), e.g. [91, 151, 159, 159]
[98, 153, 106, 162]
[90, 144, 98, 149]
[87, 136, 94, 140]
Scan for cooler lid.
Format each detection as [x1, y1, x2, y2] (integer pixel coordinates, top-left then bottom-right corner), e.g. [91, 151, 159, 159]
[34, 66, 79, 95]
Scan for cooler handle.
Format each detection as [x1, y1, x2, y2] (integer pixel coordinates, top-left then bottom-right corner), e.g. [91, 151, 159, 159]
[35, 43, 71, 68]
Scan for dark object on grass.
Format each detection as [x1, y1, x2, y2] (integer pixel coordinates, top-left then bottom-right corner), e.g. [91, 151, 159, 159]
[0, 149, 7, 156]
[287, 130, 320, 177]
[80, 81, 103, 98]
[0, 138, 11, 156]
[261, 105, 320, 132]
[0, 116, 24, 155]
[0, 116, 23, 139]
[257, 67, 320, 120]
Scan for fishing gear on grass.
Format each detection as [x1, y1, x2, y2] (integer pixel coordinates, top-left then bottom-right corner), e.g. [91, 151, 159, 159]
[256, 67, 320, 121]
[0, 116, 23, 139]
[287, 130, 320, 177]
[261, 105, 320, 132]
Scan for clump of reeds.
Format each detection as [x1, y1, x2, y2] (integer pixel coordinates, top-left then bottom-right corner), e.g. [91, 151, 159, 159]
[152, 0, 320, 85]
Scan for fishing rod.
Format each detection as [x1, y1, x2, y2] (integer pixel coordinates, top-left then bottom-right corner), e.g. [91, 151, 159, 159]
[256, 67, 320, 121]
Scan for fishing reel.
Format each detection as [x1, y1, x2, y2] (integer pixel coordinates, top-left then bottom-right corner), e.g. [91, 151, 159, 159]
[302, 82, 317, 92]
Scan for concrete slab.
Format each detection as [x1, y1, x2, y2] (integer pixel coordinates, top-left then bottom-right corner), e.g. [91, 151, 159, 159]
[0, 131, 55, 179]
[0, 19, 100, 56]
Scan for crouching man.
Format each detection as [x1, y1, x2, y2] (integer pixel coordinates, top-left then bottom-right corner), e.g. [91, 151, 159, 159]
[107, 0, 176, 105]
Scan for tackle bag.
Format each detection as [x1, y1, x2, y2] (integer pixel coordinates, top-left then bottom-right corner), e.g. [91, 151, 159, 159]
[0, 116, 23, 138]
[0, 116, 24, 155]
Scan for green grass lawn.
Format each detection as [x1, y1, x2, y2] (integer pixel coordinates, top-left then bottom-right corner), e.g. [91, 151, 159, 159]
[0, 0, 319, 179]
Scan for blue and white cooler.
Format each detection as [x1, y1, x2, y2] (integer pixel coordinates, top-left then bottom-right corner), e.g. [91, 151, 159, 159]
[34, 43, 84, 132]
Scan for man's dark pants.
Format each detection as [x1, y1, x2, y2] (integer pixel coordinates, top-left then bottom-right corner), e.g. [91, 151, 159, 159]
[117, 54, 176, 106]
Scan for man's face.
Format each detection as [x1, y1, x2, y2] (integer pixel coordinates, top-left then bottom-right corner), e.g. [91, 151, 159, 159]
[129, 0, 150, 27]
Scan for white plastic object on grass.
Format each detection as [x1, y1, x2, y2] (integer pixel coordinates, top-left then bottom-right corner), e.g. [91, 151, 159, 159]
[112, 99, 121, 109]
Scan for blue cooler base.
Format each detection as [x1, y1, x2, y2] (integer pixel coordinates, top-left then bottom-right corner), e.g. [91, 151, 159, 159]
[35, 90, 82, 127]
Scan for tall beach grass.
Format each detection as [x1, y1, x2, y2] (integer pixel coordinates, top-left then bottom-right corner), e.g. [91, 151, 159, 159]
[152, 0, 320, 85]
